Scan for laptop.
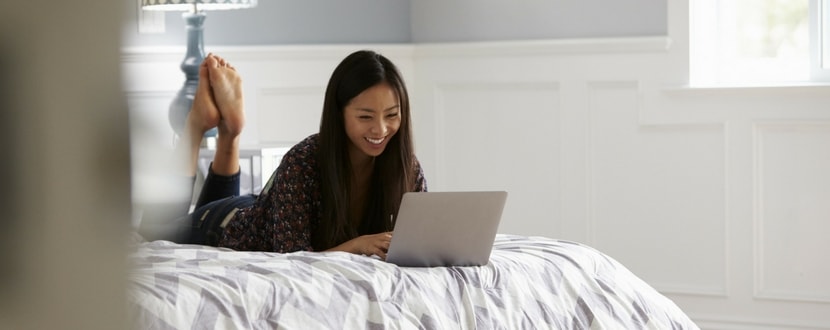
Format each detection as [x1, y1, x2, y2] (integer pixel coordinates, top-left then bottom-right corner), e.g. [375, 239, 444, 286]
[385, 191, 508, 267]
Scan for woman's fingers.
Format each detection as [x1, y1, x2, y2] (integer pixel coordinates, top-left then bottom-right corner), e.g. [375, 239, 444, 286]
[376, 234, 393, 260]
[345, 232, 395, 258]
[378, 232, 392, 250]
[356, 233, 391, 257]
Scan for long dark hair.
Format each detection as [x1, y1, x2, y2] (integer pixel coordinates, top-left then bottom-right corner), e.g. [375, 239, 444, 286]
[314, 50, 416, 251]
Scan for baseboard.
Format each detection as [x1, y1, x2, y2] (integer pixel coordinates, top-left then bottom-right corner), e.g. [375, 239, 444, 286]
[692, 315, 830, 330]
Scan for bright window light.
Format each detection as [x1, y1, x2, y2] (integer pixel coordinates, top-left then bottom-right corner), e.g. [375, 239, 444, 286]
[820, 0, 830, 69]
[691, 0, 829, 85]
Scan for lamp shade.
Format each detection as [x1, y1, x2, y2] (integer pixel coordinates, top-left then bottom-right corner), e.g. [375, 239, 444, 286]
[142, 0, 257, 11]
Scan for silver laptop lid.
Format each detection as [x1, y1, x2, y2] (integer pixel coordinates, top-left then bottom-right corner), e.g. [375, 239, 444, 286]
[386, 191, 508, 267]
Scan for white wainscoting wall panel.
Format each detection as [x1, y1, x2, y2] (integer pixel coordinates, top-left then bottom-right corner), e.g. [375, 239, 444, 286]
[433, 82, 562, 238]
[125, 91, 178, 148]
[586, 82, 728, 297]
[122, 37, 830, 329]
[753, 122, 830, 304]
[257, 86, 325, 145]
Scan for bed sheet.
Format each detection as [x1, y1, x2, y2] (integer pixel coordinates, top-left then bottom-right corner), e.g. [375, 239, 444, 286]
[127, 234, 698, 329]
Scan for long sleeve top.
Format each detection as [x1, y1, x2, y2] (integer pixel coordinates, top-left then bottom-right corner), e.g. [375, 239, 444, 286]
[218, 134, 427, 252]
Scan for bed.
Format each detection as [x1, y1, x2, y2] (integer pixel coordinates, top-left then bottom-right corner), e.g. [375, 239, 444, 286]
[127, 234, 699, 329]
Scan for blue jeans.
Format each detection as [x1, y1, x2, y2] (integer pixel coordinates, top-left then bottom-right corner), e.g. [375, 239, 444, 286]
[186, 167, 256, 246]
[138, 165, 255, 246]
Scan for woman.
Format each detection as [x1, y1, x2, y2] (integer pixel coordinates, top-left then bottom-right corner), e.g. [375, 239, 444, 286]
[162, 50, 427, 259]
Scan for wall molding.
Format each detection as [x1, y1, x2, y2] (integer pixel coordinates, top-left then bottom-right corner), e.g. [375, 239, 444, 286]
[656, 284, 728, 298]
[585, 81, 730, 297]
[124, 90, 177, 98]
[429, 81, 562, 237]
[256, 86, 325, 146]
[693, 314, 830, 330]
[413, 36, 672, 58]
[752, 121, 830, 304]
[585, 81, 640, 245]
[431, 81, 561, 189]
[121, 44, 416, 63]
[121, 36, 671, 63]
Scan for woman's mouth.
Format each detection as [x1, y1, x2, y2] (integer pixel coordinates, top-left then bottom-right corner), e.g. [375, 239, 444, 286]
[365, 136, 386, 145]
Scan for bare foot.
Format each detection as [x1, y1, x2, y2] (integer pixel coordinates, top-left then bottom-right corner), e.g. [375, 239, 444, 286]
[187, 56, 221, 135]
[205, 54, 245, 138]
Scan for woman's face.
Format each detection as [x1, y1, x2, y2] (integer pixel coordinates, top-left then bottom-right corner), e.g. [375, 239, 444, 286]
[343, 82, 401, 162]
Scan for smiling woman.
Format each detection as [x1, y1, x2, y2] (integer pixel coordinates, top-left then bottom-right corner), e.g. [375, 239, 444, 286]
[343, 83, 402, 159]
[137, 50, 428, 260]
[316, 50, 424, 254]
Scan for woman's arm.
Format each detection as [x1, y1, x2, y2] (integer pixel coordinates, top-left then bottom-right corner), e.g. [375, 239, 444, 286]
[323, 157, 428, 259]
[324, 232, 393, 260]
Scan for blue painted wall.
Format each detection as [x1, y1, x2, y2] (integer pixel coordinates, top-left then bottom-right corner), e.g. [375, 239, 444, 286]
[122, 0, 667, 46]
[123, 0, 412, 46]
[411, 0, 667, 42]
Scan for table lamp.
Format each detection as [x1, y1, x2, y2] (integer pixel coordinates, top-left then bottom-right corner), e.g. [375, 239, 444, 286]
[141, 0, 257, 139]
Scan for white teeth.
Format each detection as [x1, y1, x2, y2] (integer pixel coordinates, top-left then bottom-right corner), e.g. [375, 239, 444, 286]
[365, 137, 385, 145]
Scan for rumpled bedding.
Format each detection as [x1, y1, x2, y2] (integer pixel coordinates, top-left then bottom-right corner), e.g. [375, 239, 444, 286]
[127, 234, 698, 329]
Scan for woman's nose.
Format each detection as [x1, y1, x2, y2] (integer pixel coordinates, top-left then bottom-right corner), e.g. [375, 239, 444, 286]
[371, 119, 387, 135]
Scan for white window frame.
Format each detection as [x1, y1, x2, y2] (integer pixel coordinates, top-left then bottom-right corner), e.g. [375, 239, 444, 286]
[812, 0, 830, 80]
[690, 0, 830, 86]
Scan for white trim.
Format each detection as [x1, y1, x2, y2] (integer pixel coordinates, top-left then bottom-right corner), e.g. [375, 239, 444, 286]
[752, 121, 830, 305]
[692, 314, 830, 330]
[121, 44, 416, 63]
[123, 90, 177, 98]
[661, 82, 830, 93]
[413, 37, 672, 58]
[585, 81, 730, 297]
[121, 37, 672, 63]
[811, 0, 830, 80]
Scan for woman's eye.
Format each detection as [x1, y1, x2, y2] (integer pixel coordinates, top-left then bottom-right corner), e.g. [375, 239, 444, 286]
[359, 116, 373, 120]
[386, 113, 399, 118]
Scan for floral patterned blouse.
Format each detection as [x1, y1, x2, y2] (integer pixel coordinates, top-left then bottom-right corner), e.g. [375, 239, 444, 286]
[218, 134, 427, 253]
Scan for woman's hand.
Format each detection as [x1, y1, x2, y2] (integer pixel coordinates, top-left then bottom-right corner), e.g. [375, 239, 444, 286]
[326, 232, 393, 260]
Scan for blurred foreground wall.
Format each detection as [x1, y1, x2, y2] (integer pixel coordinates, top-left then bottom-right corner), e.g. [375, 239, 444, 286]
[0, 1, 131, 329]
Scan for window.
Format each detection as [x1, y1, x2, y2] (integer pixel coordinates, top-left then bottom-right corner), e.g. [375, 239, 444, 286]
[819, 0, 830, 73]
[690, 0, 830, 85]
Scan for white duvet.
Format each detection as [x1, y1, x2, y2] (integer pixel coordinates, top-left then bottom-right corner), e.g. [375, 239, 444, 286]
[127, 234, 698, 329]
